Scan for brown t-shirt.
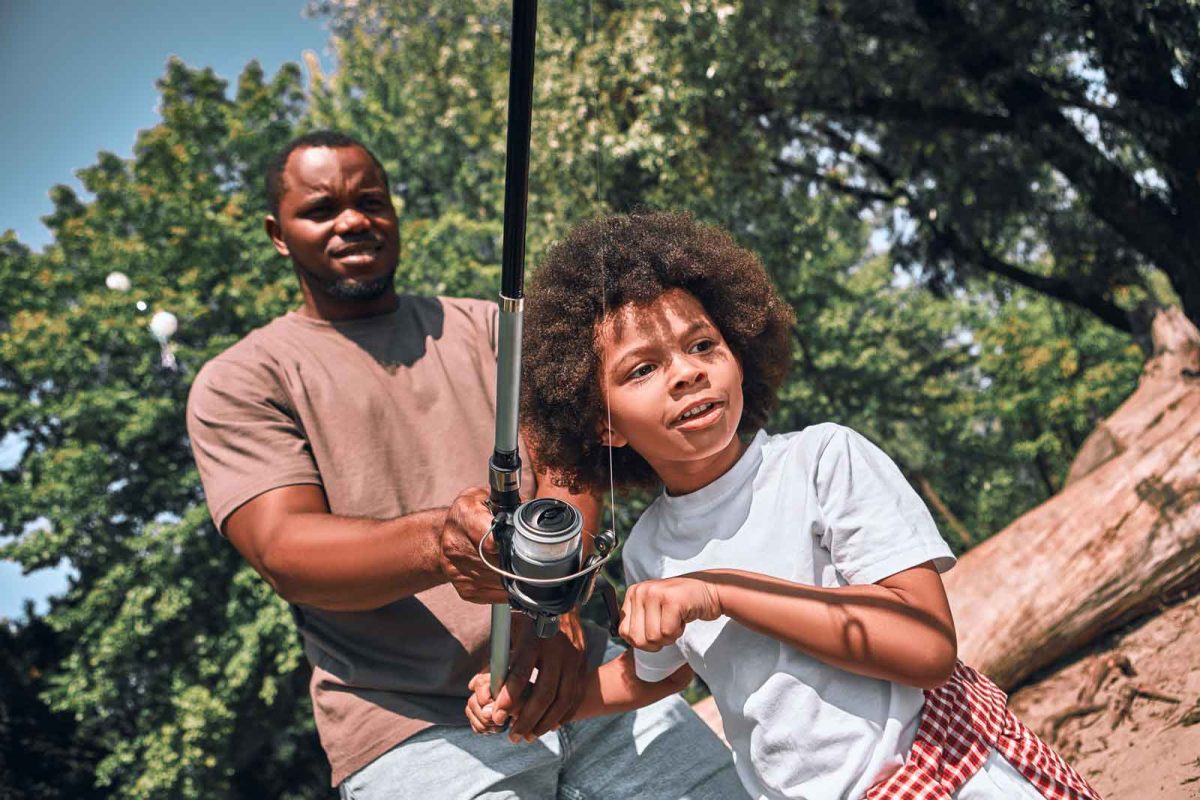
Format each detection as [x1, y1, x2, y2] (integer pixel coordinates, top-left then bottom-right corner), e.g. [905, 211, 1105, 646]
[186, 296, 599, 785]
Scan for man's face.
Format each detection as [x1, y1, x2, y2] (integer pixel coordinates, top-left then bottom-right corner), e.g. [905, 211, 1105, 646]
[266, 145, 400, 306]
[596, 288, 746, 493]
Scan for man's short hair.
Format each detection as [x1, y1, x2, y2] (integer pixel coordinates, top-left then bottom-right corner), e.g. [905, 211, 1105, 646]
[264, 130, 391, 217]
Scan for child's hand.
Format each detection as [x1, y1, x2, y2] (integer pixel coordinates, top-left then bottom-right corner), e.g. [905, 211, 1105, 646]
[619, 575, 722, 652]
[465, 672, 506, 735]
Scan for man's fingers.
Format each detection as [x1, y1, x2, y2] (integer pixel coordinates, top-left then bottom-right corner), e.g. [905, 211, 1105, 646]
[494, 657, 535, 723]
[510, 658, 559, 740]
[441, 486, 510, 603]
[457, 582, 508, 604]
[528, 670, 579, 737]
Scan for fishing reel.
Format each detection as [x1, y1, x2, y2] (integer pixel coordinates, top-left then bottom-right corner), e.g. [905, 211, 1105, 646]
[481, 497, 621, 639]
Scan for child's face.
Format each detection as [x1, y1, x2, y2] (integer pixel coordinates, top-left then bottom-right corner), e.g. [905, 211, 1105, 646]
[596, 288, 746, 494]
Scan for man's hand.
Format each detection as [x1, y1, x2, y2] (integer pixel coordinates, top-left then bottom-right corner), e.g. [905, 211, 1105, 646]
[490, 613, 591, 742]
[619, 575, 722, 652]
[440, 487, 507, 604]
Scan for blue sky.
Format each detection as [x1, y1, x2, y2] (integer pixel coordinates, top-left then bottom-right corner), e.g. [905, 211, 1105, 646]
[0, 0, 328, 251]
[0, 0, 329, 619]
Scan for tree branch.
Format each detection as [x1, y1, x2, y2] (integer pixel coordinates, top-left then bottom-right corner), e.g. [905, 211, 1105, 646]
[772, 158, 897, 204]
[929, 223, 1133, 334]
[797, 95, 1014, 133]
[909, 0, 1191, 281]
[776, 135, 1136, 335]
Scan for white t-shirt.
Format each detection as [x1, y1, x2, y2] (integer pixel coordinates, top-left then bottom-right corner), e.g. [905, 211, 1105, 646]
[623, 424, 957, 800]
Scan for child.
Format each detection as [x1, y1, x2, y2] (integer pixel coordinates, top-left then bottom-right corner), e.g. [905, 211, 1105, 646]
[468, 211, 1100, 800]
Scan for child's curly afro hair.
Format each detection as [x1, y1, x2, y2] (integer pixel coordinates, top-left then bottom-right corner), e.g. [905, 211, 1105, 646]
[522, 210, 795, 493]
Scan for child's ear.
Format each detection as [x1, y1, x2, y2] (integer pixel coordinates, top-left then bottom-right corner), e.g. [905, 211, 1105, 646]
[598, 423, 628, 449]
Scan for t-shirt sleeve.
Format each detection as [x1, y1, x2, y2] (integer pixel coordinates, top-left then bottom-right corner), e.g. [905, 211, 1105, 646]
[812, 425, 956, 585]
[186, 354, 322, 534]
[445, 295, 500, 360]
[623, 552, 690, 683]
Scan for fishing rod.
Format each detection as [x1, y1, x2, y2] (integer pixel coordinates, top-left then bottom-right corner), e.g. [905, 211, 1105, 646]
[487, 0, 618, 697]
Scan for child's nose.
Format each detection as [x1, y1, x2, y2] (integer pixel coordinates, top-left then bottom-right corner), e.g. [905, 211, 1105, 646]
[672, 360, 706, 390]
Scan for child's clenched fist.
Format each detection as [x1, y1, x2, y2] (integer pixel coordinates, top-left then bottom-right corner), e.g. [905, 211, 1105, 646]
[618, 575, 723, 652]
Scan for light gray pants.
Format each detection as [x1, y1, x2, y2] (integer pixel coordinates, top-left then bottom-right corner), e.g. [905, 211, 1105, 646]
[338, 648, 745, 800]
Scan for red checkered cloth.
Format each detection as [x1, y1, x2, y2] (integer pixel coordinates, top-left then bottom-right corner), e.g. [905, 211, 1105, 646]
[864, 662, 1101, 800]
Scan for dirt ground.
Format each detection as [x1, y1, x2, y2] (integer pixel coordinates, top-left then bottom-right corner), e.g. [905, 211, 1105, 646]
[689, 592, 1200, 798]
[1008, 591, 1200, 800]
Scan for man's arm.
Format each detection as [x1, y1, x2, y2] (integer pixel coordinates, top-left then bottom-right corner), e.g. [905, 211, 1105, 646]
[223, 483, 504, 612]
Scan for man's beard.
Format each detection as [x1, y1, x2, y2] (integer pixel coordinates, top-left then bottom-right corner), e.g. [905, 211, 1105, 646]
[297, 262, 397, 303]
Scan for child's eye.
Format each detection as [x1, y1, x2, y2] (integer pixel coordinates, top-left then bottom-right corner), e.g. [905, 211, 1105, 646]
[690, 339, 715, 354]
[627, 363, 655, 380]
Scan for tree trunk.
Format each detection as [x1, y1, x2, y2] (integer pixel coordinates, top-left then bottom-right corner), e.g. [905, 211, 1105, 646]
[944, 307, 1200, 690]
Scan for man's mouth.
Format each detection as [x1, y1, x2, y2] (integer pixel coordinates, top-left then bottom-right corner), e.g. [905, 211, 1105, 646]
[671, 400, 723, 427]
[330, 241, 383, 259]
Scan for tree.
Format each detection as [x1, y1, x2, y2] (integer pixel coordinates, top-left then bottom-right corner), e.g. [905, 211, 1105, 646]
[633, 0, 1197, 335]
[0, 60, 327, 797]
[0, 1, 1157, 794]
[0, 613, 103, 799]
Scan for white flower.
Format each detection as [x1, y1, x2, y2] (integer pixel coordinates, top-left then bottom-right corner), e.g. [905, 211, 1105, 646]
[149, 311, 178, 342]
[106, 271, 132, 292]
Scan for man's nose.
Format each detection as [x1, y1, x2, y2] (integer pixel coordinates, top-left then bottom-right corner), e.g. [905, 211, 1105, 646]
[334, 207, 371, 235]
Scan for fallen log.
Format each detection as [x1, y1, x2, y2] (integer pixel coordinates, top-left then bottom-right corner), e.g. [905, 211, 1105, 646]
[945, 307, 1200, 690]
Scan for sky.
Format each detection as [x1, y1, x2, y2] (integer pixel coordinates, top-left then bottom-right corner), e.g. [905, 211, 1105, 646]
[0, 0, 330, 619]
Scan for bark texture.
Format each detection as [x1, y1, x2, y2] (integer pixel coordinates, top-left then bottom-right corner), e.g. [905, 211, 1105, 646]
[945, 307, 1200, 690]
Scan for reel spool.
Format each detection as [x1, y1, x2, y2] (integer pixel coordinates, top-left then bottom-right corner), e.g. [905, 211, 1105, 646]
[484, 497, 619, 638]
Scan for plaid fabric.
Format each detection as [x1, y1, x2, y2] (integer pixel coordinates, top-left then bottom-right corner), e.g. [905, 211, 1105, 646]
[864, 662, 1102, 800]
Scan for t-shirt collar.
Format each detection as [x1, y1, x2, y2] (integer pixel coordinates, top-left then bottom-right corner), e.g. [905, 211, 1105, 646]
[656, 429, 767, 521]
[283, 306, 404, 332]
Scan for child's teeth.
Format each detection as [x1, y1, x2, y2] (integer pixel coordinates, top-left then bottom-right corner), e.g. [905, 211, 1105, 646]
[682, 403, 712, 420]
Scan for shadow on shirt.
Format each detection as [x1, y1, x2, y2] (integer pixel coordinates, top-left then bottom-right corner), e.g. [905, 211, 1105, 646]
[329, 295, 446, 374]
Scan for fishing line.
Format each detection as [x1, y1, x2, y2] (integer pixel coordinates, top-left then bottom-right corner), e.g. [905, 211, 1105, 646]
[588, 0, 621, 556]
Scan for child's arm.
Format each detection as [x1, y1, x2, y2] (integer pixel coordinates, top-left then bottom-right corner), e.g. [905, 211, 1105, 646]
[466, 651, 693, 741]
[572, 649, 694, 721]
[621, 561, 957, 690]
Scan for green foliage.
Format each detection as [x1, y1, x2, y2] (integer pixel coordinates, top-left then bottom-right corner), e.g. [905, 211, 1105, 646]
[0, 1, 1155, 795]
[636, 0, 1200, 332]
[1, 616, 104, 799]
[1, 60, 325, 797]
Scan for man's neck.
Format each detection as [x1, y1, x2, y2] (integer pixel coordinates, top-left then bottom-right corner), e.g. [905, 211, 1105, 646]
[296, 284, 401, 322]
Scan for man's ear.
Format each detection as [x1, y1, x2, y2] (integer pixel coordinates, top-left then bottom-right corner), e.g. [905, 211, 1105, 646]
[598, 423, 628, 449]
[265, 215, 290, 257]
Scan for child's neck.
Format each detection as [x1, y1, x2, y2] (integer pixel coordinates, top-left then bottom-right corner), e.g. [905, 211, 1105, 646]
[657, 434, 750, 496]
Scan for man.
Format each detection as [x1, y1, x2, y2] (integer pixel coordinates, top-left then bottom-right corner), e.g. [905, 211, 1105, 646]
[186, 130, 743, 798]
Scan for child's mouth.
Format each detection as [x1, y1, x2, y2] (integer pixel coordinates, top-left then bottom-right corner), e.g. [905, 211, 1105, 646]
[671, 400, 724, 429]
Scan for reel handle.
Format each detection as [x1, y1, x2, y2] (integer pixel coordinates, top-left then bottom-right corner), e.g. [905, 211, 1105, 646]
[593, 573, 623, 639]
